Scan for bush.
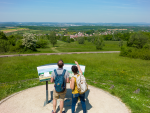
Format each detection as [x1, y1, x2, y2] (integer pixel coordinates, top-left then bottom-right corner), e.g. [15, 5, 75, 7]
[36, 39, 48, 48]
[84, 37, 87, 40]
[0, 39, 10, 52]
[62, 36, 67, 42]
[0, 31, 7, 40]
[7, 35, 16, 46]
[22, 33, 37, 51]
[77, 37, 84, 44]
[87, 36, 92, 42]
[66, 37, 70, 43]
[120, 46, 150, 60]
[119, 40, 124, 47]
[96, 37, 105, 50]
[70, 38, 74, 42]
[143, 43, 150, 50]
[127, 32, 149, 49]
[15, 39, 25, 52]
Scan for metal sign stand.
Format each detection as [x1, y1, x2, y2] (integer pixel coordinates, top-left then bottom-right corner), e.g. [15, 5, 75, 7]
[44, 81, 49, 106]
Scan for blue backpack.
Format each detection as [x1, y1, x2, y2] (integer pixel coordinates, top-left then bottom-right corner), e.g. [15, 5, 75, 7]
[54, 69, 66, 93]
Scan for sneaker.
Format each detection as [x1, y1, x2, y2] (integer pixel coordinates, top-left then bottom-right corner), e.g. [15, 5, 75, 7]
[62, 111, 65, 113]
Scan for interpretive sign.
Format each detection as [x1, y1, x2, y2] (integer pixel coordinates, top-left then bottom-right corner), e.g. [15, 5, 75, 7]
[37, 63, 86, 82]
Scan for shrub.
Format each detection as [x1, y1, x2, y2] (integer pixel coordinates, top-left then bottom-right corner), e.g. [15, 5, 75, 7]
[15, 39, 25, 52]
[77, 37, 84, 44]
[7, 35, 16, 46]
[22, 33, 37, 51]
[36, 39, 48, 48]
[66, 36, 70, 43]
[120, 47, 150, 60]
[0, 31, 7, 40]
[0, 39, 10, 52]
[87, 36, 92, 42]
[84, 37, 87, 40]
[49, 31, 57, 47]
[96, 37, 105, 50]
[119, 40, 124, 47]
[70, 38, 74, 42]
[143, 43, 150, 50]
[127, 32, 149, 49]
[62, 36, 67, 42]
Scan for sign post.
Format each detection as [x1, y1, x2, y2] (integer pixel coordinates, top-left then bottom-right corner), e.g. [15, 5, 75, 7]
[46, 81, 48, 104]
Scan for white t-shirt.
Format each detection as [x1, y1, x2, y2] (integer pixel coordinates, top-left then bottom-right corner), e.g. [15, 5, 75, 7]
[51, 68, 69, 80]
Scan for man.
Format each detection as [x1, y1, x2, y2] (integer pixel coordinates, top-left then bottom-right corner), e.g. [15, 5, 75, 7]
[51, 60, 69, 113]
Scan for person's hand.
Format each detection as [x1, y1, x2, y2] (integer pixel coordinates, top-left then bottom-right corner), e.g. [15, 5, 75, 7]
[74, 61, 78, 65]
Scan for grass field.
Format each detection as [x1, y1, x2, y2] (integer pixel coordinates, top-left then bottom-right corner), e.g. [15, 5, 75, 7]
[36, 40, 125, 53]
[0, 53, 150, 113]
[0, 27, 28, 33]
[0, 40, 124, 55]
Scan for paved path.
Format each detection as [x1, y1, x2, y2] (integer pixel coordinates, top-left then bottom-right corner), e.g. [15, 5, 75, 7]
[0, 51, 120, 58]
[0, 84, 131, 113]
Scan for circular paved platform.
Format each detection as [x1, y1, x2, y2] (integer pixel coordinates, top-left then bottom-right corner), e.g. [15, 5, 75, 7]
[0, 84, 130, 113]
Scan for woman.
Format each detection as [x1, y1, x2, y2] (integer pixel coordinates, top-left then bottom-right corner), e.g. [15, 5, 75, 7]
[70, 61, 87, 113]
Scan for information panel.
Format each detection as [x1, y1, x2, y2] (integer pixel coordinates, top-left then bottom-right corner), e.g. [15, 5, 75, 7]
[37, 63, 85, 82]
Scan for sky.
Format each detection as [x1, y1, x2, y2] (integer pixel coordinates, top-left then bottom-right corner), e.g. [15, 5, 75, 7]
[0, 0, 150, 23]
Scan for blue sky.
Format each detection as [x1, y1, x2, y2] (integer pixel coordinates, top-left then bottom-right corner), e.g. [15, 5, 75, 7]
[0, 0, 150, 23]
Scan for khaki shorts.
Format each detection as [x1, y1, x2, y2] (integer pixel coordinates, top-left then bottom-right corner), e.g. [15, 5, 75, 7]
[53, 89, 66, 101]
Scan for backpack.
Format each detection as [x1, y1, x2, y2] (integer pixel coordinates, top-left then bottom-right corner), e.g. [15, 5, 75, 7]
[54, 69, 66, 93]
[74, 74, 88, 94]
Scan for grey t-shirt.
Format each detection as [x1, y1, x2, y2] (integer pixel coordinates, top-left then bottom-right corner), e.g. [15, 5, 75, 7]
[51, 68, 69, 80]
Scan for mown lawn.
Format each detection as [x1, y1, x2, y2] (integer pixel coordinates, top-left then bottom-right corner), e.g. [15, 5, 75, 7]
[0, 53, 150, 113]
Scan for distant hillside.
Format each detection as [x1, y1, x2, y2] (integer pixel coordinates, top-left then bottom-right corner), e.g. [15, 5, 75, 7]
[0, 22, 150, 27]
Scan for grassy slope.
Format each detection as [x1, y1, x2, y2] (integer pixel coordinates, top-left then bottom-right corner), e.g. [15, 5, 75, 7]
[0, 53, 150, 112]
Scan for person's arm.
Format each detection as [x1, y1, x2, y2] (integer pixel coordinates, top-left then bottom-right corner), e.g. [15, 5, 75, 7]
[51, 77, 54, 83]
[65, 70, 70, 83]
[66, 78, 69, 83]
[70, 77, 75, 90]
[50, 71, 55, 83]
[75, 61, 83, 75]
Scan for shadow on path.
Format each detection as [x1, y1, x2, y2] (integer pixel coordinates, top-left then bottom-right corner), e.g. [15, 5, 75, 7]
[49, 89, 92, 113]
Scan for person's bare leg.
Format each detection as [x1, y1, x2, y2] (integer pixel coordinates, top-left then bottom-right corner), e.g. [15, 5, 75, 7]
[53, 99, 57, 112]
[60, 100, 64, 113]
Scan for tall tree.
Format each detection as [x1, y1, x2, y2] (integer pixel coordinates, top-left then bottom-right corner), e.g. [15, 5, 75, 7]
[0, 31, 7, 40]
[49, 31, 57, 47]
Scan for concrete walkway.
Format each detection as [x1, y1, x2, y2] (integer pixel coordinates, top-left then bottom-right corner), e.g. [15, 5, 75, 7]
[0, 84, 131, 113]
[0, 51, 120, 58]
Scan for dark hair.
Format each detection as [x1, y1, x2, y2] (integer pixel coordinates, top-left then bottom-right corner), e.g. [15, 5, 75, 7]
[71, 65, 78, 73]
[57, 59, 64, 68]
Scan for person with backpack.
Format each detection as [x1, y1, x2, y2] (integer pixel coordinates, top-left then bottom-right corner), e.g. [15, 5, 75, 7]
[70, 61, 87, 113]
[51, 60, 69, 113]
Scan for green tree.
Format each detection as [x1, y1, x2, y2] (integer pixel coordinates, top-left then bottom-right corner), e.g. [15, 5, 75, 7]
[0, 31, 7, 40]
[36, 39, 48, 48]
[66, 36, 70, 43]
[49, 31, 57, 47]
[0, 39, 10, 52]
[15, 39, 24, 52]
[86, 30, 94, 35]
[96, 36, 105, 50]
[70, 38, 74, 42]
[77, 37, 84, 44]
[127, 32, 149, 49]
[22, 33, 37, 51]
[7, 35, 16, 46]
[119, 40, 124, 47]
